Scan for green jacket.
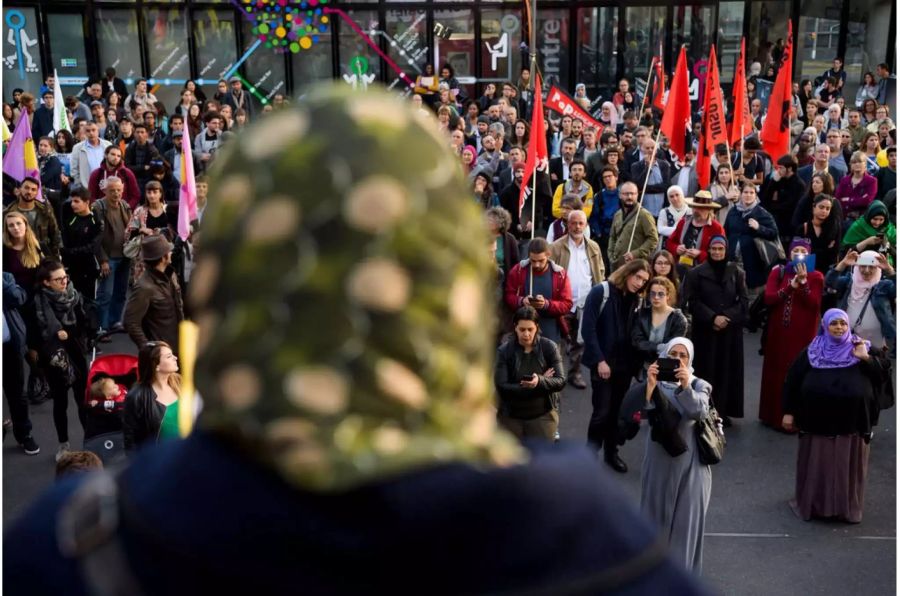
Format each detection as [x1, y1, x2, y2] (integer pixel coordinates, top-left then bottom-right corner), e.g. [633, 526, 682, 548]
[608, 206, 659, 269]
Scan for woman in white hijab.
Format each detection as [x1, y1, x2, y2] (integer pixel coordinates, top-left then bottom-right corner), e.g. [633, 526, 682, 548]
[622, 337, 713, 574]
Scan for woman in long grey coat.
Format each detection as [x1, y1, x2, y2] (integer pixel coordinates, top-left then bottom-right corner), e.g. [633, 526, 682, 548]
[623, 337, 712, 573]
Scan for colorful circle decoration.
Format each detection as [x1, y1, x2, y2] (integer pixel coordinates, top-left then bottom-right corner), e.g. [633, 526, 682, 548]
[244, 0, 330, 53]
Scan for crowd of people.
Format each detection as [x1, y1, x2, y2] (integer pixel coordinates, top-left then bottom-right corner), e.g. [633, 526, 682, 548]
[425, 57, 895, 572]
[2, 71, 265, 462]
[1, 54, 895, 585]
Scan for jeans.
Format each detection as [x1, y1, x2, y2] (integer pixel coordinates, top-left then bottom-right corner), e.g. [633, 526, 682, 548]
[587, 369, 633, 456]
[2, 342, 32, 442]
[95, 257, 129, 330]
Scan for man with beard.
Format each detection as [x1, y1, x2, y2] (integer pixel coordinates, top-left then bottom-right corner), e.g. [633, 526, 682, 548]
[630, 138, 670, 217]
[88, 146, 142, 209]
[3, 177, 61, 259]
[795, 131, 816, 167]
[504, 237, 573, 345]
[551, 160, 594, 220]
[608, 181, 659, 269]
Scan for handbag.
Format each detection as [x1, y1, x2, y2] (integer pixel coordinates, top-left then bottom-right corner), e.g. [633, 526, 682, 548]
[695, 396, 725, 465]
[753, 235, 786, 268]
[647, 388, 688, 457]
[123, 208, 149, 259]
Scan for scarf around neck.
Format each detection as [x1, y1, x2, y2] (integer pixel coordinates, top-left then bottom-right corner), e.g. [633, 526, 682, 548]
[807, 308, 870, 368]
[35, 285, 79, 339]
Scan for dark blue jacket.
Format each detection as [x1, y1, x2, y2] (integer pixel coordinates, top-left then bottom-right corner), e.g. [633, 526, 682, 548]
[723, 203, 780, 288]
[2, 272, 28, 355]
[31, 105, 54, 140]
[581, 281, 640, 373]
[4, 432, 711, 595]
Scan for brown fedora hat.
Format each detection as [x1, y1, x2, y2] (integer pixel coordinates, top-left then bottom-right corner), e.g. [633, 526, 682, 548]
[684, 190, 721, 209]
[141, 234, 174, 261]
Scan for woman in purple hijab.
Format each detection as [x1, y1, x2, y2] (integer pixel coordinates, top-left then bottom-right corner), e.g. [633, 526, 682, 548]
[781, 308, 892, 523]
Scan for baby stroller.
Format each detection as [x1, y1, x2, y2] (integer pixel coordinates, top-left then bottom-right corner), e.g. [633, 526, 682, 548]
[82, 353, 138, 467]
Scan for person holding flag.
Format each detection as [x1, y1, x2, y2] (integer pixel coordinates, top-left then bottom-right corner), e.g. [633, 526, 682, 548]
[518, 72, 550, 235]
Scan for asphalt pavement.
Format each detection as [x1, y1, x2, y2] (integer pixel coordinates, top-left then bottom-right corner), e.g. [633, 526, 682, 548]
[3, 331, 895, 595]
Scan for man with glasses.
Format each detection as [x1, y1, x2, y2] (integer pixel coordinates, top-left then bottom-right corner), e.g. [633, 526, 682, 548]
[608, 181, 659, 269]
[798, 144, 844, 189]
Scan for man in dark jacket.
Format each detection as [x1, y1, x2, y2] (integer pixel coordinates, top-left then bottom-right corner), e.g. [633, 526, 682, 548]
[875, 147, 896, 202]
[630, 138, 671, 218]
[582, 259, 651, 473]
[124, 123, 163, 195]
[123, 235, 184, 354]
[60, 189, 103, 325]
[761, 155, 807, 246]
[3, 273, 39, 455]
[494, 306, 566, 441]
[3, 177, 62, 259]
[31, 90, 55, 139]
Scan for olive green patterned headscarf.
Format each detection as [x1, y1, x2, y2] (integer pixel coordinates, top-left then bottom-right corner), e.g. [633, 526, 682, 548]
[190, 85, 525, 491]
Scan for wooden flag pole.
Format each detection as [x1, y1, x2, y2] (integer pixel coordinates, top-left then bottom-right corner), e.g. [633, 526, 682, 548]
[626, 126, 665, 255]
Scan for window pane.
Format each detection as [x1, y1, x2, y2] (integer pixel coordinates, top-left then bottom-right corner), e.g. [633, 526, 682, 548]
[674, 5, 714, 66]
[717, 2, 745, 80]
[96, 9, 142, 82]
[435, 9, 475, 99]
[846, 0, 893, 103]
[2, 7, 44, 96]
[336, 10, 382, 86]
[385, 9, 428, 90]
[240, 20, 288, 108]
[291, 32, 333, 95]
[193, 9, 238, 84]
[47, 13, 89, 93]
[537, 9, 570, 92]
[623, 7, 665, 81]
[480, 9, 522, 84]
[145, 7, 190, 108]
[796, 0, 842, 95]
[576, 7, 618, 98]
[747, 2, 790, 73]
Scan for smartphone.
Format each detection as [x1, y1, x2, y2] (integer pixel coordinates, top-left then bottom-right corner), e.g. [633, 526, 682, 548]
[656, 358, 680, 383]
[791, 253, 816, 272]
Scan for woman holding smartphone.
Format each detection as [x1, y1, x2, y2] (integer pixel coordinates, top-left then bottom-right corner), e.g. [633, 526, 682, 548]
[758, 239, 824, 430]
[622, 337, 712, 573]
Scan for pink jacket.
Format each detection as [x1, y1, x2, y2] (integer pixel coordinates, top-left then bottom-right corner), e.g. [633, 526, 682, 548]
[835, 174, 877, 218]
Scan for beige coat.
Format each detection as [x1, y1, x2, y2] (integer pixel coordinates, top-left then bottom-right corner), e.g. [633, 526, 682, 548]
[549, 235, 605, 285]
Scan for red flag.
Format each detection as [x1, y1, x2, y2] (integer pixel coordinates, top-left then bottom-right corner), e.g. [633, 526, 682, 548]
[760, 21, 794, 159]
[519, 73, 549, 218]
[696, 46, 728, 189]
[659, 47, 692, 160]
[545, 86, 605, 131]
[729, 38, 753, 146]
[651, 58, 667, 111]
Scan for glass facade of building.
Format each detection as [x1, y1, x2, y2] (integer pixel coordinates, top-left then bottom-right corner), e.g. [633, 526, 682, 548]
[2, 0, 895, 110]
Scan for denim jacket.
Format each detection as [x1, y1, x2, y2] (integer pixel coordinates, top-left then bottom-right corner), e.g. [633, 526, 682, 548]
[825, 266, 896, 355]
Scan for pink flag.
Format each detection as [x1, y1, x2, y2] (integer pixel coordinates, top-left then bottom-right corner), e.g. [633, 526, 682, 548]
[177, 130, 198, 241]
[2, 110, 43, 200]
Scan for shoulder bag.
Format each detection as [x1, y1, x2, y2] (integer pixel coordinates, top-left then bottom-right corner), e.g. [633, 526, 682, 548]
[695, 389, 725, 465]
[753, 235, 786, 268]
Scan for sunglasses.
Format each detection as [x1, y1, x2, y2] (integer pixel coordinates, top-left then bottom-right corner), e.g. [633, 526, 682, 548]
[649, 290, 667, 298]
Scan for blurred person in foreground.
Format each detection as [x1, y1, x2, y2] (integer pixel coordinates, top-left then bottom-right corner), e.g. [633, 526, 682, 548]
[4, 86, 708, 596]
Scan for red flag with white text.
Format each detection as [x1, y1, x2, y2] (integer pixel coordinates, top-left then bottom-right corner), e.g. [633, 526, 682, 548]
[696, 46, 728, 189]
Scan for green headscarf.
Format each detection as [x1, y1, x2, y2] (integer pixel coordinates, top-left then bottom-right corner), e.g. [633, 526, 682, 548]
[842, 200, 896, 264]
[189, 86, 524, 492]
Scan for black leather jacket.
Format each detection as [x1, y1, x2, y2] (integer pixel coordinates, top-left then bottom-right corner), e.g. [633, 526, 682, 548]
[494, 336, 566, 419]
[631, 307, 689, 365]
[123, 384, 165, 453]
